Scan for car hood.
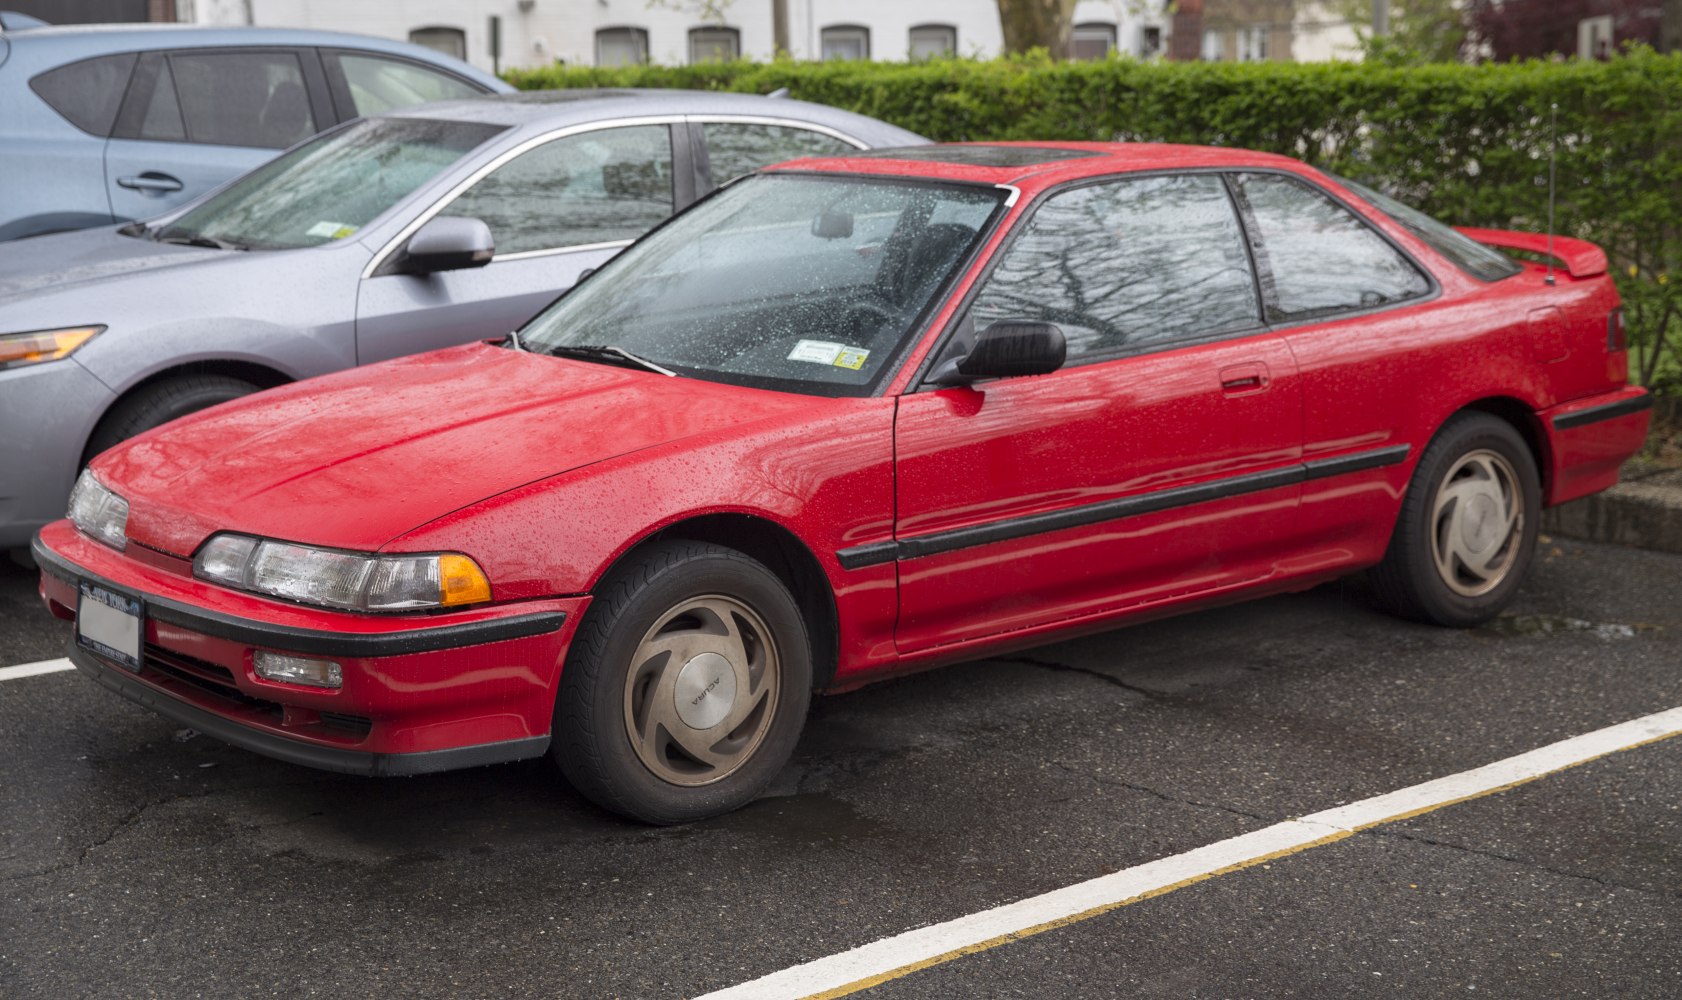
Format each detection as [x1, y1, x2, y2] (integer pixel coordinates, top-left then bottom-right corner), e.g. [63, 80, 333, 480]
[0, 226, 220, 304]
[99, 341, 815, 556]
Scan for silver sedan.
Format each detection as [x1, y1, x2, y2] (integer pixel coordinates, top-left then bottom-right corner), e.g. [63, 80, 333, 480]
[0, 89, 924, 550]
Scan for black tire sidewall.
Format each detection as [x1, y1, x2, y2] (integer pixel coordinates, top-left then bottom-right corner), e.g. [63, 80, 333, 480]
[85, 376, 256, 462]
[556, 542, 812, 824]
[1391, 415, 1541, 627]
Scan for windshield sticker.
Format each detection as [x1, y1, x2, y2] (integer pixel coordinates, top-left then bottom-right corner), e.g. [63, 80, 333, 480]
[306, 221, 359, 239]
[788, 340, 870, 370]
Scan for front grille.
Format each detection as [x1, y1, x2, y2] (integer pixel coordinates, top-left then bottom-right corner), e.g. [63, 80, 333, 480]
[139, 644, 373, 740]
[142, 644, 281, 719]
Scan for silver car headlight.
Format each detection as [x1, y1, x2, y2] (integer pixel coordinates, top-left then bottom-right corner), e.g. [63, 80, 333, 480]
[67, 469, 129, 551]
[0, 326, 103, 371]
[193, 534, 492, 612]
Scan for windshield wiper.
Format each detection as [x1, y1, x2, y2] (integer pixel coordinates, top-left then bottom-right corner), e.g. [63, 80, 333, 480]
[542, 344, 677, 377]
[153, 227, 248, 251]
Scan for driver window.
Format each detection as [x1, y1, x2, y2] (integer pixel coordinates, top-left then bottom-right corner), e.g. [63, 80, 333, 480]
[447, 125, 674, 256]
[972, 173, 1260, 361]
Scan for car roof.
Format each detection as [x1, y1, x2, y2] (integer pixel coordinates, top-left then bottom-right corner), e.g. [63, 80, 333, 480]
[767, 141, 1311, 189]
[383, 88, 919, 135]
[1, 22, 508, 88]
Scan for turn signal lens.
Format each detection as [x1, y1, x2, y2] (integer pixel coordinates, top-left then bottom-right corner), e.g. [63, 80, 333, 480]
[0, 326, 103, 370]
[254, 651, 343, 689]
[438, 554, 492, 606]
[67, 469, 129, 551]
[1608, 308, 1627, 351]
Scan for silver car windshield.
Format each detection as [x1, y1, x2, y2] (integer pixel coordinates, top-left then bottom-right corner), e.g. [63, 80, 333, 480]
[519, 173, 1003, 396]
[146, 117, 506, 251]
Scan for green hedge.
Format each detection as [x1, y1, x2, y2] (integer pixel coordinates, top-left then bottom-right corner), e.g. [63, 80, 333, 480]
[507, 53, 1682, 393]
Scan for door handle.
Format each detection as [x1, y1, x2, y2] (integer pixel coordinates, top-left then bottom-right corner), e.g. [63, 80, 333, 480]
[1220, 363, 1270, 395]
[117, 172, 184, 194]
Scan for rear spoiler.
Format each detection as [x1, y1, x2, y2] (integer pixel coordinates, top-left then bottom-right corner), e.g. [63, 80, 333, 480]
[1455, 227, 1608, 279]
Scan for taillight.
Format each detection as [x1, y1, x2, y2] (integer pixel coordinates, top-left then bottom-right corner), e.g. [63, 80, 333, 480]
[1608, 308, 1627, 351]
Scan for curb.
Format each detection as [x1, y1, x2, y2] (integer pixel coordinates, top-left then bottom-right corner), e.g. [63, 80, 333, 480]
[1542, 464, 1682, 555]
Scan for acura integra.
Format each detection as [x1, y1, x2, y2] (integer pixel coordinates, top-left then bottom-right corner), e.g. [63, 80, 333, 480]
[36, 143, 1651, 823]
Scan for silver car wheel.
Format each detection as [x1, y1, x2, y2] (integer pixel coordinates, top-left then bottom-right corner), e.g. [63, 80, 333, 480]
[621, 594, 780, 787]
[1430, 448, 1524, 598]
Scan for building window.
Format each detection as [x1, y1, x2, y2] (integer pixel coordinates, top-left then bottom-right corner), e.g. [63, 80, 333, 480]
[596, 27, 649, 67]
[1139, 25, 1163, 58]
[908, 23, 957, 59]
[408, 26, 467, 61]
[1070, 22, 1117, 60]
[821, 25, 870, 61]
[1578, 15, 1614, 59]
[1201, 29, 1223, 61]
[689, 26, 741, 63]
[1236, 26, 1268, 62]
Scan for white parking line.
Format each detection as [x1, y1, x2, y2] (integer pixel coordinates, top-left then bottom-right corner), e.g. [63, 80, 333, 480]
[0, 657, 75, 682]
[698, 704, 1682, 1000]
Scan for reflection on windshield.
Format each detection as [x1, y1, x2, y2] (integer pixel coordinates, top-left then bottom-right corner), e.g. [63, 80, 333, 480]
[519, 174, 1002, 396]
[154, 117, 505, 251]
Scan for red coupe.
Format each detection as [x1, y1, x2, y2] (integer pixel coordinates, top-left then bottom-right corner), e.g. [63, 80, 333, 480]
[37, 143, 1650, 823]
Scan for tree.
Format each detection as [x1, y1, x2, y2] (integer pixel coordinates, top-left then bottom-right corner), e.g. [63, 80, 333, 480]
[996, 0, 1080, 57]
[1465, 0, 1662, 60]
[1336, 0, 1469, 63]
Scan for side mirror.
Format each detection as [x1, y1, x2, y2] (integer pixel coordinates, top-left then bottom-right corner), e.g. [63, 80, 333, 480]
[811, 208, 853, 240]
[397, 216, 494, 275]
[930, 320, 1066, 386]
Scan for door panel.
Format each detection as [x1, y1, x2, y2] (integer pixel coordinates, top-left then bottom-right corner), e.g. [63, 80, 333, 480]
[105, 138, 271, 221]
[894, 335, 1303, 652]
[354, 248, 616, 365]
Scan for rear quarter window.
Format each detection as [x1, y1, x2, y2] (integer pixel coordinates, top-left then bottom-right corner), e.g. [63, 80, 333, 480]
[29, 52, 138, 136]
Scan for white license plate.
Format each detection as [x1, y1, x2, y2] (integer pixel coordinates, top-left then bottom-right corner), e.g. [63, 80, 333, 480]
[77, 582, 144, 672]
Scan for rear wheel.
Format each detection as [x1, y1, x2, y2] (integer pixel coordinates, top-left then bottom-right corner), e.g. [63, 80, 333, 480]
[554, 540, 811, 824]
[1371, 413, 1540, 627]
[83, 374, 258, 464]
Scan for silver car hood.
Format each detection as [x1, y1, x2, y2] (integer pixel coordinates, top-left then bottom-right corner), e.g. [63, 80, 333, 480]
[0, 226, 225, 304]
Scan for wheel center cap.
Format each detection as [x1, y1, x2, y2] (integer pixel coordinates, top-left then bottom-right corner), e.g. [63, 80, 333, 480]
[1462, 493, 1501, 550]
[673, 652, 736, 731]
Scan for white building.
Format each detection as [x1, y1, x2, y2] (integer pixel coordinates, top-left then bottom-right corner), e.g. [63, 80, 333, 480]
[178, 0, 1169, 73]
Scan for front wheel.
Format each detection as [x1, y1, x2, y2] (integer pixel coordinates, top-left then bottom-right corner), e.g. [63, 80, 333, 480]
[554, 540, 812, 824]
[1371, 413, 1541, 627]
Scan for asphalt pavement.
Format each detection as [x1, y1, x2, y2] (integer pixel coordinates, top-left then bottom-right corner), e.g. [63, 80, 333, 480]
[3, 536, 1680, 998]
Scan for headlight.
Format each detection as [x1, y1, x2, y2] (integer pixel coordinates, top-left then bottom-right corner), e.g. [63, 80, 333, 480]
[0, 326, 102, 370]
[67, 470, 129, 550]
[193, 534, 492, 612]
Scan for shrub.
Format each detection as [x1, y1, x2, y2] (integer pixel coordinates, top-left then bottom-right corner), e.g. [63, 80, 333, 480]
[507, 52, 1682, 390]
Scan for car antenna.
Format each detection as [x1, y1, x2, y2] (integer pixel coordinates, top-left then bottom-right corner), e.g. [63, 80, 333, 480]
[1545, 101, 1558, 287]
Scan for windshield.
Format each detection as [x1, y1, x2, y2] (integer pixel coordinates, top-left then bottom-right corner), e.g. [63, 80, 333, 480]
[149, 117, 505, 251]
[519, 173, 1004, 396]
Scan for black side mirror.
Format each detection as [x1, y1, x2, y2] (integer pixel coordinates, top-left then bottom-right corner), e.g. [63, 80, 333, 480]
[930, 320, 1066, 386]
[397, 216, 495, 275]
[811, 208, 853, 240]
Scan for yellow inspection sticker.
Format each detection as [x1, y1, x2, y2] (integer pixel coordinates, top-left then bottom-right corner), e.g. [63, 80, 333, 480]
[788, 340, 870, 370]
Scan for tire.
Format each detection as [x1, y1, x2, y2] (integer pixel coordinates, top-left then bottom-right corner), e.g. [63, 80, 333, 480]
[554, 540, 812, 824]
[84, 374, 258, 464]
[1371, 412, 1541, 627]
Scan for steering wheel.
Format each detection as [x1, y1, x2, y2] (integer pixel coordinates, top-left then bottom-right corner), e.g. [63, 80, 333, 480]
[845, 298, 900, 334]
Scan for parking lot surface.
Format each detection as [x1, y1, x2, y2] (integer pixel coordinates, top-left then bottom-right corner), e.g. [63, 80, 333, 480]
[3, 536, 1680, 998]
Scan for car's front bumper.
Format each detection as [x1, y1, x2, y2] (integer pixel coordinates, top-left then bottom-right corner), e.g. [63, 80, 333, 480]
[35, 521, 588, 775]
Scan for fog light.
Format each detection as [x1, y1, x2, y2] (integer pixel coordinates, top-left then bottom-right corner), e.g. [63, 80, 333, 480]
[254, 651, 343, 689]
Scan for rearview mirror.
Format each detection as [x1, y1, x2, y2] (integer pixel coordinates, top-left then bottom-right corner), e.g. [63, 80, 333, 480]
[811, 208, 853, 240]
[929, 320, 1066, 386]
[397, 216, 495, 275]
